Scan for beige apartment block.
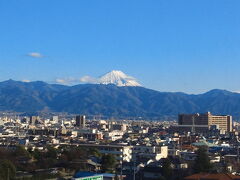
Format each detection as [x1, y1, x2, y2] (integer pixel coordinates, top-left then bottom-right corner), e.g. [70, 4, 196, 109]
[179, 112, 232, 132]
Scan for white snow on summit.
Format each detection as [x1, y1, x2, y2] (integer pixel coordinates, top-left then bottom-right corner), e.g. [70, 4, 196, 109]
[57, 70, 142, 86]
[98, 70, 142, 87]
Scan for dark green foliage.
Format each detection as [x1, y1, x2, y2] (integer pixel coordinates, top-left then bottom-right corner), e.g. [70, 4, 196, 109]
[161, 158, 173, 179]
[1, 80, 240, 118]
[14, 145, 30, 158]
[32, 149, 42, 161]
[61, 146, 88, 161]
[88, 148, 102, 158]
[158, 176, 167, 180]
[46, 146, 57, 159]
[20, 173, 60, 180]
[0, 159, 16, 180]
[101, 154, 117, 173]
[193, 146, 213, 173]
[59, 146, 90, 171]
[0, 145, 104, 178]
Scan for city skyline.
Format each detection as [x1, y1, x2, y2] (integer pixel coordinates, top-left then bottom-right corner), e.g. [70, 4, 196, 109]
[1, 0, 240, 93]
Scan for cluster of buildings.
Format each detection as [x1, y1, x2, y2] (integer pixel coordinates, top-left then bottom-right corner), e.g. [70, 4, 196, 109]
[174, 112, 232, 133]
[0, 111, 240, 179]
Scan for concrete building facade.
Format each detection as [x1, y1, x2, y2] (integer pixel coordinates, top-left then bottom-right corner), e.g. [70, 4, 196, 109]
[178, 112, 232, 132]
[76, 115, 86, 128]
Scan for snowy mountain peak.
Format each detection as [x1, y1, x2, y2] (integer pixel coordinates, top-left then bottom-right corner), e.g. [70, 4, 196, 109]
[98, 70, 142, 87]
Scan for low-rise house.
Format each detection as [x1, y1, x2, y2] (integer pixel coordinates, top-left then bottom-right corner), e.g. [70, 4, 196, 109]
[133, 145, 168, 161]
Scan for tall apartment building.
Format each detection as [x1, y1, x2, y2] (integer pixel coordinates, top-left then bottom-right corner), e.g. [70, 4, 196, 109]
[76, 115, 86, 128]
[51, 116, 58, 123]
[178, 112, 232, 132]
[29, 116, 39, 126]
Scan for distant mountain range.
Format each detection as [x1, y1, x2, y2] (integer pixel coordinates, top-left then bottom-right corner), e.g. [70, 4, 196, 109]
[0, 79, 240, 119]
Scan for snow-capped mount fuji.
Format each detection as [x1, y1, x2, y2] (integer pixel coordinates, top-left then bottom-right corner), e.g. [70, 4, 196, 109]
[98, 70, 142, 87]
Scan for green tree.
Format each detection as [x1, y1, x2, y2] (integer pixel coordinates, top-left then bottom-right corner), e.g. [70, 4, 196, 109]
[27, 146, 32, 153]
[0, 160, 16, 180]
[193, 146, 213, 173]
[158, 176, 166, 180]
[161, 158, 173, 179]
[101, 154, 116, 173]
[32, 148, 42, 161]
[14, 145, 30, 158]
[46, 146, 57, 159]
[61, 146, 88, 161]
[88, 148, 102, 158]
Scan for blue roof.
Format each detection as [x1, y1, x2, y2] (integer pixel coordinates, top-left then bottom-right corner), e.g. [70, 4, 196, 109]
[99, 173, 115, 177]
[74, 172, 96, 178]
[74, 172, 116, 178]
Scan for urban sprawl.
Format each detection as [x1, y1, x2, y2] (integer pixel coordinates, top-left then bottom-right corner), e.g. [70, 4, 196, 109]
[0, 112, 240, 180]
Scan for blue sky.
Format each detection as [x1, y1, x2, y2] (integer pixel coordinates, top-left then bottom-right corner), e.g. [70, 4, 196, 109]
[0, 0, 240, 93]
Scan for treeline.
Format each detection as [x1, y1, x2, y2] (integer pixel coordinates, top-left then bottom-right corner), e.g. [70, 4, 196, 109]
[0, 145, 230, 180]
[0, 145, 117, 179]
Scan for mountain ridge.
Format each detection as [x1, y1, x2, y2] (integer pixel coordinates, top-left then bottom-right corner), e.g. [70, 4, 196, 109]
[0, 80, 240, 119]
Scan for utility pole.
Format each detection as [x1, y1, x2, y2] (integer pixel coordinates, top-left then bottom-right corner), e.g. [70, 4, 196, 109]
[133, 159, 136, 180]
[120, 150, 123, 180]
[191, 115, 195, 134]
[236, 136, 240, 163]
[132, 147, 136, 180]
[238, 146, 239, 164]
